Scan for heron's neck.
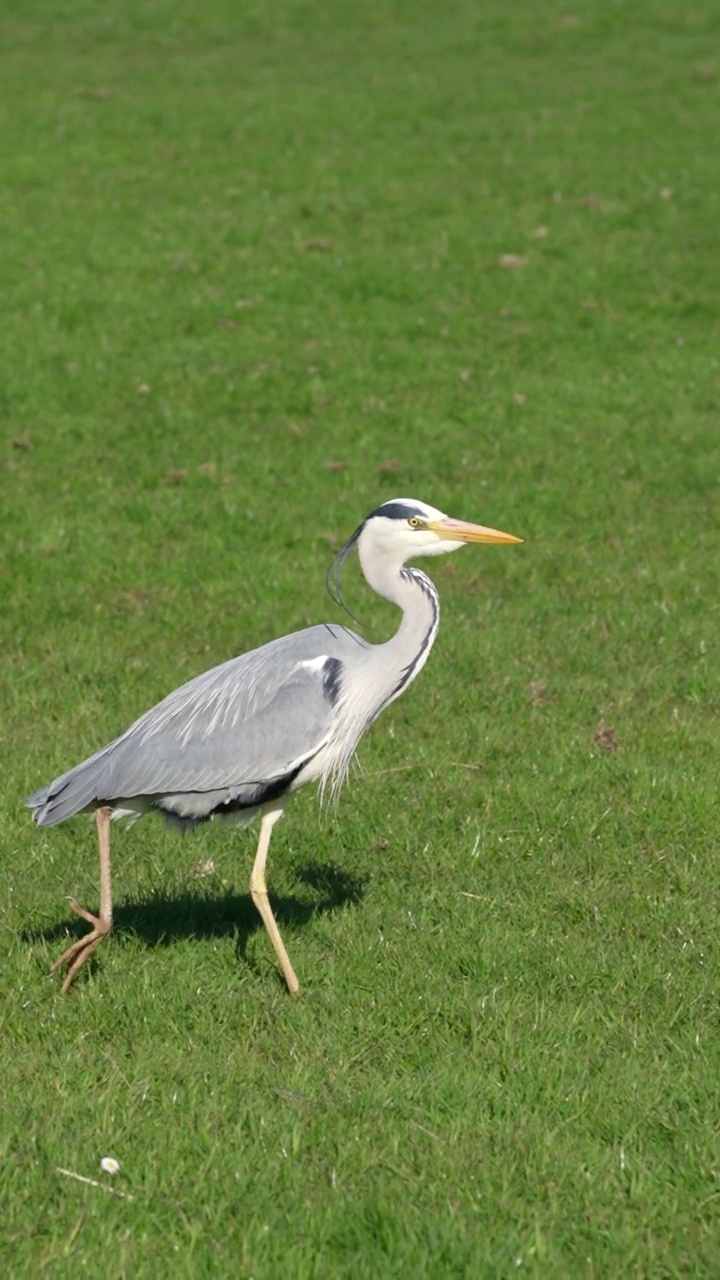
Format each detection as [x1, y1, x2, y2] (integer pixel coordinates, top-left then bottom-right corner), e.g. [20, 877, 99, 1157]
[359, 548, 441, 710]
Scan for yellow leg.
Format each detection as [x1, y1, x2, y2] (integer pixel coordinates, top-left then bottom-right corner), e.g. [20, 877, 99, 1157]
[51, 806, 113, 992]
[250, 802, 299, 994]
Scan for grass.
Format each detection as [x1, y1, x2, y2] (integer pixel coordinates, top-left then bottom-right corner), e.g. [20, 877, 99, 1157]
[2, 0, 720, 1272]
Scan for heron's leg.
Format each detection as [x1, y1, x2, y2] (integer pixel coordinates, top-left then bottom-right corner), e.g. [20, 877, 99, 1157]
[51, 806, 113, 992]
[250, 802, 299, 995]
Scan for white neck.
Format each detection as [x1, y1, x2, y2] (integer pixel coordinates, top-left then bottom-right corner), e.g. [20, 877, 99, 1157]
[323, 538, 441, 797]
[357, 539, 441, 716]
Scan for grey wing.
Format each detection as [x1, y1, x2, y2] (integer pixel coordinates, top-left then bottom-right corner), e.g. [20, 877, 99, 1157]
[29, 625, 361, 826]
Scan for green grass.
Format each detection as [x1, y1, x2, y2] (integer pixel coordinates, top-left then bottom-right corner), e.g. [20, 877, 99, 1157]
[2, 0, 720, 1272]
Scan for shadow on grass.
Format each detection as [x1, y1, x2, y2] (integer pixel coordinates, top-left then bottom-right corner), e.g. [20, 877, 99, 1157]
[23, 861, 367, 978]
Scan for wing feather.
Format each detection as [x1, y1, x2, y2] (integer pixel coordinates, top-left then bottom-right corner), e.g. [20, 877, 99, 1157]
[95, 630, 339, 800]
[29, 623, 372, 824]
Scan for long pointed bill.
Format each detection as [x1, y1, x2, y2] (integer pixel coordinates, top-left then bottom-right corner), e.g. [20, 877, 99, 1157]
[427, 518, 523, 545]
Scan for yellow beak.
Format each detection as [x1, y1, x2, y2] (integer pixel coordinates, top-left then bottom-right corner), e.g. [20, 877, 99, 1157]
[427, 518, 523, 545]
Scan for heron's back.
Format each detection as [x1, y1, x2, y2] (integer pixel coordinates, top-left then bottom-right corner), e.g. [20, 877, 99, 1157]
[27, 622, 370, 828]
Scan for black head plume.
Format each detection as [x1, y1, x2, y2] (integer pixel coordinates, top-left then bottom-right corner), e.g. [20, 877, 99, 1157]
[325, 521, 365, 626]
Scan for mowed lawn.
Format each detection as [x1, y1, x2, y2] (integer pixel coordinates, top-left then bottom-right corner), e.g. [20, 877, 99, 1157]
[2, 0, 719, 1273]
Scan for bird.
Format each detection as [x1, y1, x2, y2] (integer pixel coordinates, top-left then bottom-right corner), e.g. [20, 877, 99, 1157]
[27, 497, 521, 994]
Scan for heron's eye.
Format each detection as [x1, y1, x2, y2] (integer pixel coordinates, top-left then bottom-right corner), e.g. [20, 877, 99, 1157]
[407, 516, 423, 529]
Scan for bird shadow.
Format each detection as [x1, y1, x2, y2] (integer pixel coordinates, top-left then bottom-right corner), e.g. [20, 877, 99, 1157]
[23, 861, 367, 979]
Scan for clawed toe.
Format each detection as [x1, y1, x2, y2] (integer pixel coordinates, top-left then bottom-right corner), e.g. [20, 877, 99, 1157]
[51, 908, 111, 991]
[49, 809, 114, 994]
[67, 897, 101, 928]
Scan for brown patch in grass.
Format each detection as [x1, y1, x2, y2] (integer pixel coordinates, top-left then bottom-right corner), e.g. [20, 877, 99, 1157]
[527, 681, 547, 706]
[77, 86, 115, 100]
[594, 721, 619, 751]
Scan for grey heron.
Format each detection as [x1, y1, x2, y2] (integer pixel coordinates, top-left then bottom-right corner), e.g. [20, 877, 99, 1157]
[27, 498, 521, 994]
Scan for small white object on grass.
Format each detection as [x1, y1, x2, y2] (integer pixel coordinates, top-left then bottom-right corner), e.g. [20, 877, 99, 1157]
[100, 1156, 121, 1175]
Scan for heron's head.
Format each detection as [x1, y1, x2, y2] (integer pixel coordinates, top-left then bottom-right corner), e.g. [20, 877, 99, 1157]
[327, 498, 521, 617]
[357, 498, 522, 560]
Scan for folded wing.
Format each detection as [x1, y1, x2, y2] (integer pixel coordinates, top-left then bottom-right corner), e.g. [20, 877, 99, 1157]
[28, 626, 355, 826]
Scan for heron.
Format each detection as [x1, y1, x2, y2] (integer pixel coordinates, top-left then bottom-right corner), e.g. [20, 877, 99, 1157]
[27, 498, 521, 994]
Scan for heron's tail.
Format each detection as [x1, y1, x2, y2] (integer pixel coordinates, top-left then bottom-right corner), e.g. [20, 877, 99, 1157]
[26, 746, 113, 827]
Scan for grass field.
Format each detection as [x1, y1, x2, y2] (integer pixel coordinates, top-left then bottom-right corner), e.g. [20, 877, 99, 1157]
[2, 0, 720, 1273]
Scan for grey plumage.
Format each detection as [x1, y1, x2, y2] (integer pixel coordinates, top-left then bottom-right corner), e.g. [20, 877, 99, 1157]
[27, 497, 521, 993]
[29, 625, 368, 829]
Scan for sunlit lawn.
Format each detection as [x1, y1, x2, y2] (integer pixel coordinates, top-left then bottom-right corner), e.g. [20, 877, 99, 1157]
[2, 0, 719, 1273]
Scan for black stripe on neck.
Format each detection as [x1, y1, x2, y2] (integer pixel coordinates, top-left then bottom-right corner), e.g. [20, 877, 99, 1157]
[373, 569, 440, 717]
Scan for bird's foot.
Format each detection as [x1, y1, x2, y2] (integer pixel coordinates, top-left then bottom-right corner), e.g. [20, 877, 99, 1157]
[50, 899, 112, 993]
